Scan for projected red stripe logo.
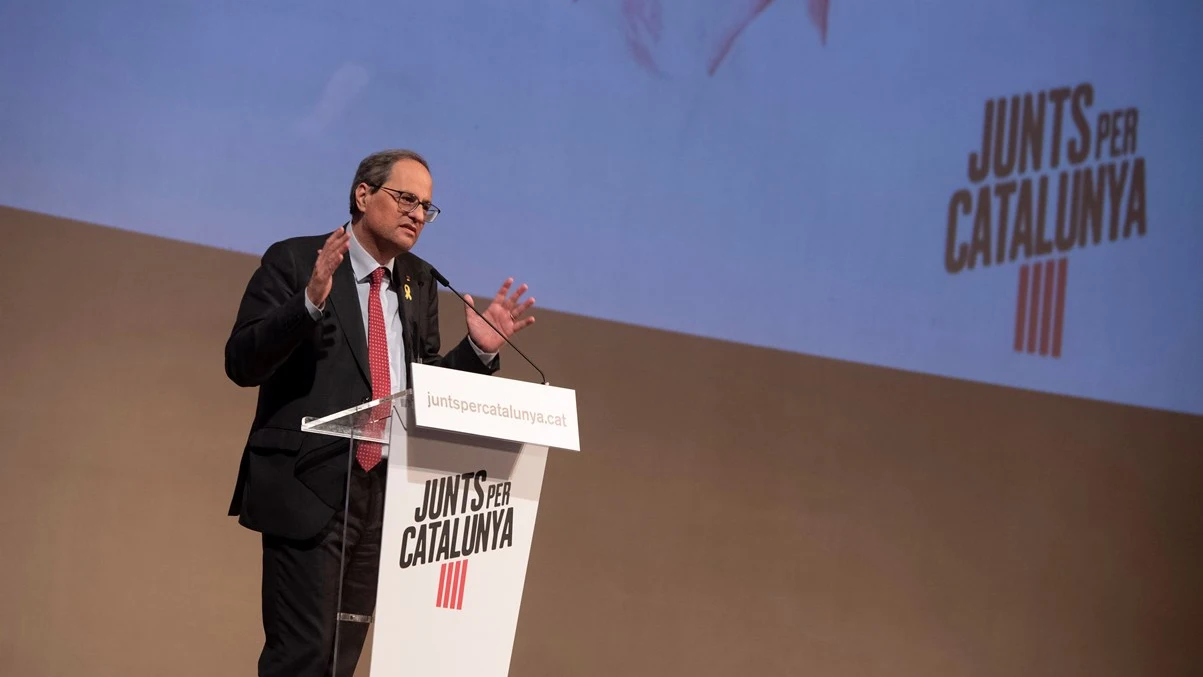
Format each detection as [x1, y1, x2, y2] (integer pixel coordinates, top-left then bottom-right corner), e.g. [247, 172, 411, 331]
[1014, 258, 1069, 358]
[436, 559, 469, 610]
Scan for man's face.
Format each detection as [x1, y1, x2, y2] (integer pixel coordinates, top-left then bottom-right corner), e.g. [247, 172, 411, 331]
[356, 159, 433, 253]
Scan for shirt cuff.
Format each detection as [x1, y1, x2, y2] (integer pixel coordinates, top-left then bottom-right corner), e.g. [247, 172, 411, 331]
[304, 292, 324, 320]
[468, 336, 499, 364]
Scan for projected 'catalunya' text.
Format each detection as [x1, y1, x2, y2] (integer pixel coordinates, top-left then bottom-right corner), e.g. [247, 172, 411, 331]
[945, 82, 1146, 273]
[400, 470, 514, 569]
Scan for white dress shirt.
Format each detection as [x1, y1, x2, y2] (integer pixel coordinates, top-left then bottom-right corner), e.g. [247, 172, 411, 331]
[304, 222, 496, 397]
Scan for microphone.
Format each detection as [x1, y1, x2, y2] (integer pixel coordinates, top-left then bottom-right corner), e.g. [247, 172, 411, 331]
[429, 267, 549, 385]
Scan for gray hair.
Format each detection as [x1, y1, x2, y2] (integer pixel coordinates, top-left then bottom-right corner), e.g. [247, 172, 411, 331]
[348, 149, 430, 217]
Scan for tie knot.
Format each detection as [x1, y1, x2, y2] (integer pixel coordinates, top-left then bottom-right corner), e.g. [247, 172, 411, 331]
[370, 267, 387, 287]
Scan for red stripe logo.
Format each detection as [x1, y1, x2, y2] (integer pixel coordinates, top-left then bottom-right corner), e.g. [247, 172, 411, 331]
[436, 559, 469, 610]
[1013, 257, 1069, 357]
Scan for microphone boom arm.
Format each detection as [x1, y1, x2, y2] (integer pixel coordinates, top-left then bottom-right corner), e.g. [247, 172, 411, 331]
[430, 267, 550, 386]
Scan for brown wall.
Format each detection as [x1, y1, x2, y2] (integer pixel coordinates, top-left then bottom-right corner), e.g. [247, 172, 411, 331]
[1, 205, 1200, 677]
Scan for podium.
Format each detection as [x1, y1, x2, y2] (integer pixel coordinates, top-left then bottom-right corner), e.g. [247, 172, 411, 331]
[301, 363, 580, 677]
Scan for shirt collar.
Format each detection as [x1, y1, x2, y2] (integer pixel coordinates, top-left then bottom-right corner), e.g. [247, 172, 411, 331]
[345, 222, 395, 284]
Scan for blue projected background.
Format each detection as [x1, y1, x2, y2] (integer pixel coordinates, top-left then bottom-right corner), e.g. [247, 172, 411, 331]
[1, 0, 1201, 415]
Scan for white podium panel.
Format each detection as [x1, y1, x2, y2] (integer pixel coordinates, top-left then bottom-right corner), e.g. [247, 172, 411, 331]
[302, 366, 578, 676]
[411, 362, 581, 452]
[364, 366, 572, 676]
[371, 405, 546, 677]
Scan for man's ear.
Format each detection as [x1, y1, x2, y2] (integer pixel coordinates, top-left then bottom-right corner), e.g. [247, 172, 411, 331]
[354, 183, 371, 213]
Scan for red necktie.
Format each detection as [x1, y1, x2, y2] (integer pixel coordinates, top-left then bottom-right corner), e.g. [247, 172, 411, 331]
[357, 266, 391, 471]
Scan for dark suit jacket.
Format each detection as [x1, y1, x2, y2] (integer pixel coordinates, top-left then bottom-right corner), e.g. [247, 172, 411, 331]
[224, 231, 498, 540]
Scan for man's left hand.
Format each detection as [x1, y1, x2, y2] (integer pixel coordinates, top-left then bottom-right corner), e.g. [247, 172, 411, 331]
[464, 278, 536, 353]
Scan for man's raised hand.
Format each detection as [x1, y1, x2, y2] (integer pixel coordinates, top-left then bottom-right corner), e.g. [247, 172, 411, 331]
[306, 228, 351, 309]
[464, 278, 536, 353]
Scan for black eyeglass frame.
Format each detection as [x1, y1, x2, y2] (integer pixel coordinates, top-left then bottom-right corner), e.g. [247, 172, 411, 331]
[372, 184, 441, 222]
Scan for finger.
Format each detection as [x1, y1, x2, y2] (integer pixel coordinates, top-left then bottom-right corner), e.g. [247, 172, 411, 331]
[507, 282, 528, 306]
[318, 252, 344, 277]
[493, 278, 514, 303]
[324, 228, 350, 249]
[320, 244, 343, 265]
[463, 294, 474, 308]
[513, 316, 535, 332]
[315, 248, 331, 269]
[331, 232, 351, 254]
[322, 233, 347, 258]
[510, 297, 535, 319]
[317, 241, 346, 269]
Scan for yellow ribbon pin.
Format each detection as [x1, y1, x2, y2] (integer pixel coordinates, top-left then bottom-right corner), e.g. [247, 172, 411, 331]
[403, 283, 412, 301]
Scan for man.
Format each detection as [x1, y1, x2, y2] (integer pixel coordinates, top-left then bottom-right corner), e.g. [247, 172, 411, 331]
[224, 149, 536, 677]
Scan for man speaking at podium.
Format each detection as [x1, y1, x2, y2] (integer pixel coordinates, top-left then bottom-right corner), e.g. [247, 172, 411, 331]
[224, 149, 536, 677]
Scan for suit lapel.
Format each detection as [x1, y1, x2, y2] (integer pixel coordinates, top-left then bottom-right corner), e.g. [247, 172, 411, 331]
[394, 254, 421, 376]
[328, 256, 371, 386]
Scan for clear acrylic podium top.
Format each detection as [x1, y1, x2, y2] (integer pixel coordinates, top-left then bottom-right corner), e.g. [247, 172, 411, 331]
[300, 390, 412, 443]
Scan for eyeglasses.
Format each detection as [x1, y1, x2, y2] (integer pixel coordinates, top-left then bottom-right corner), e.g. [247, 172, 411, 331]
[373, 185, 441, 222]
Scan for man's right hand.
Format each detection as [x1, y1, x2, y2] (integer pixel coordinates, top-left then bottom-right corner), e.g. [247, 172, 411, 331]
[306, 227, 351, 309]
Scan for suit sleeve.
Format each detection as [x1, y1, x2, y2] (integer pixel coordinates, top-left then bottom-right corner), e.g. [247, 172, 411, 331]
[224, 242, 318, 387]
[417, 275, 499, 375]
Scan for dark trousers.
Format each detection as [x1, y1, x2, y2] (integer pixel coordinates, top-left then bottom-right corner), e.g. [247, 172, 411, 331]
[258, 462, 387, 677]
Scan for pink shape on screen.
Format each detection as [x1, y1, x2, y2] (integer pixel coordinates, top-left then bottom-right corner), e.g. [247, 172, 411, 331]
[579, 0, 829, 76]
